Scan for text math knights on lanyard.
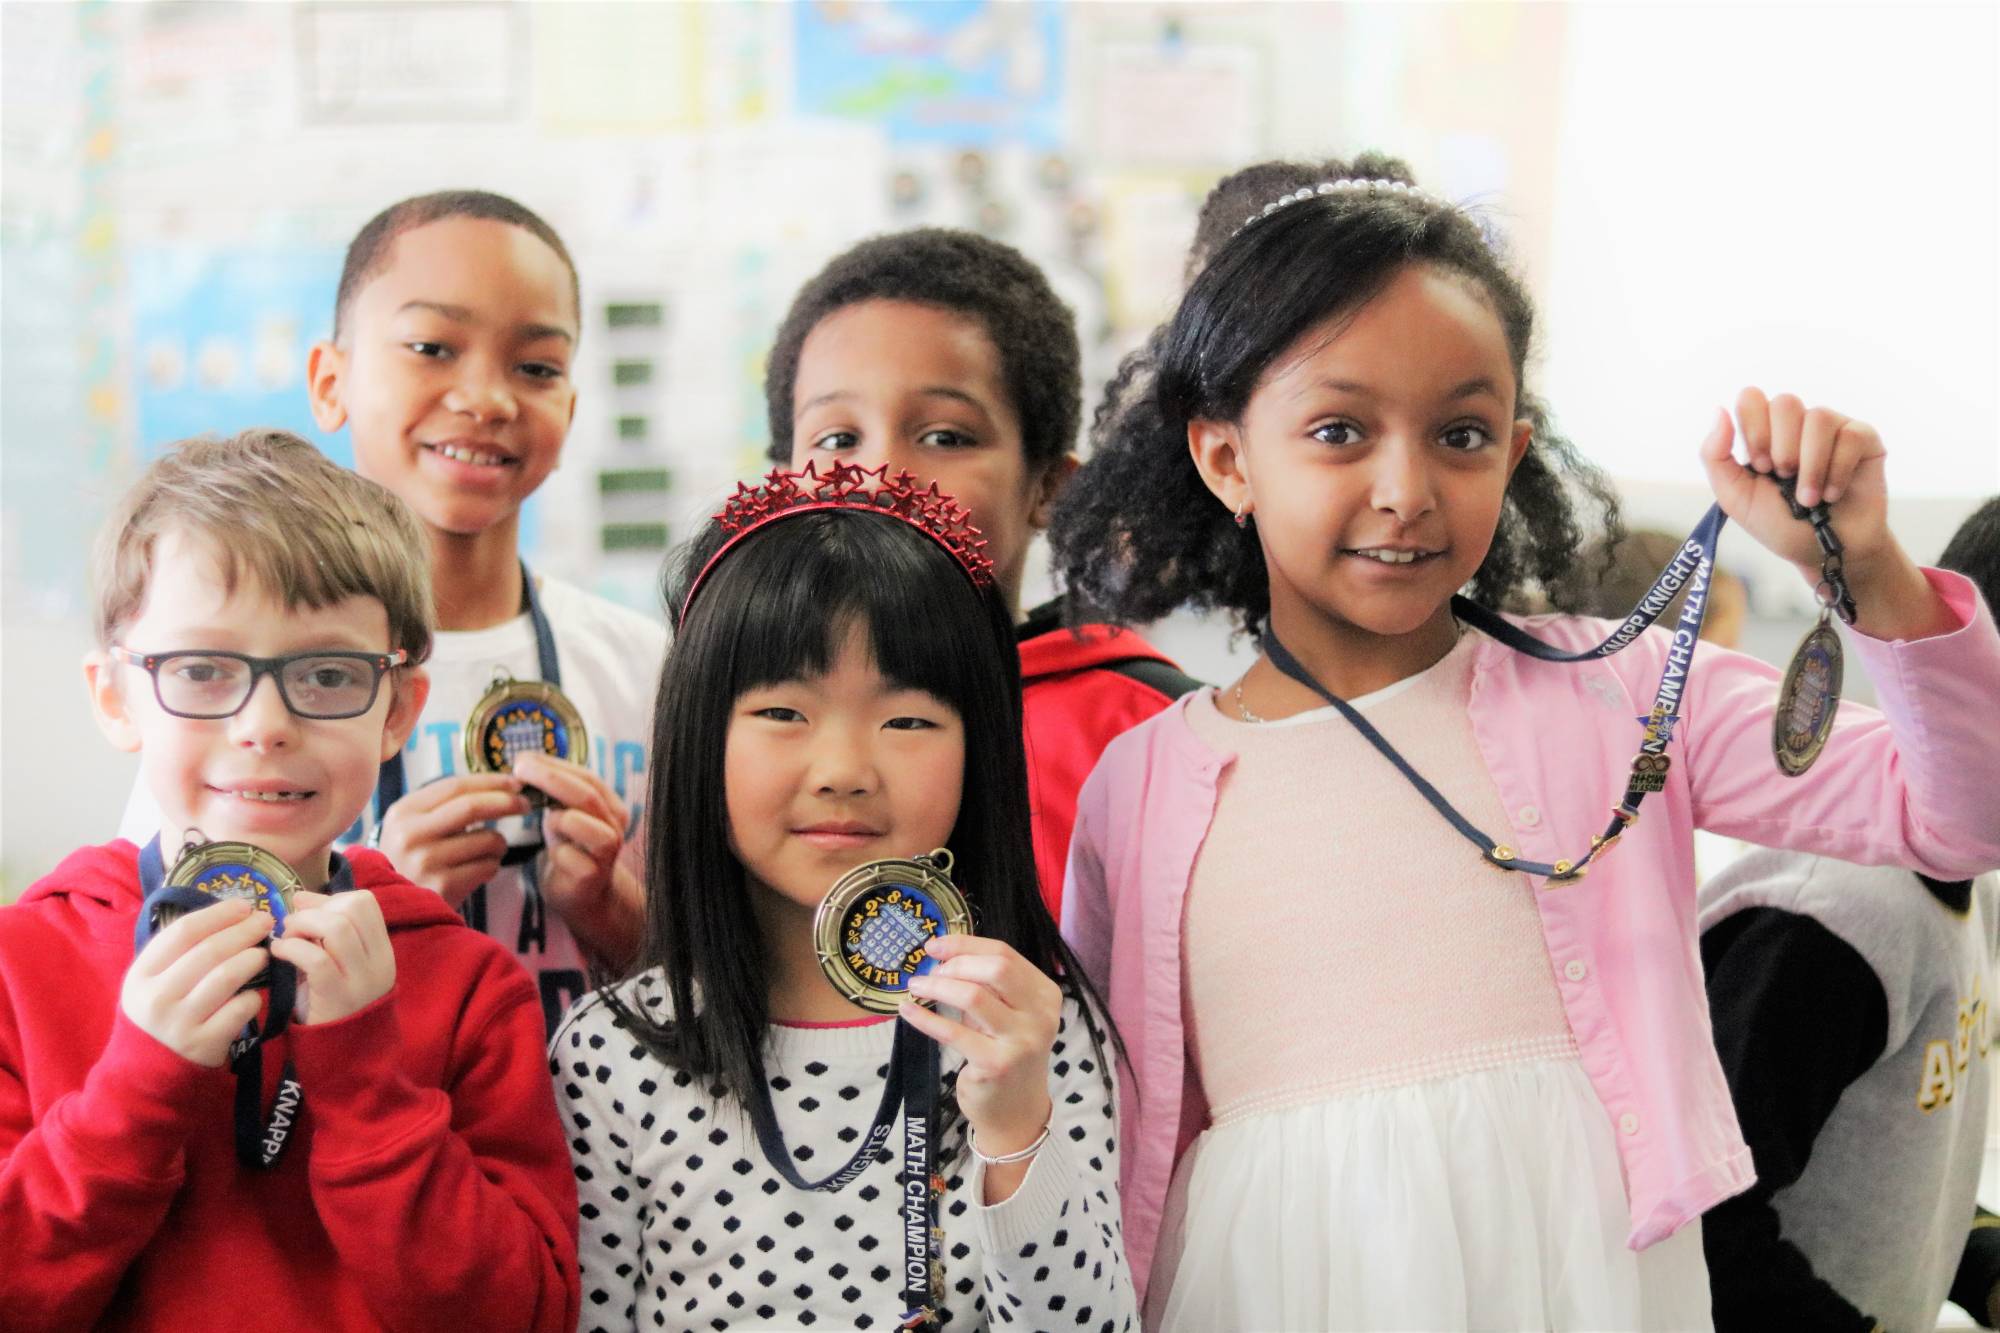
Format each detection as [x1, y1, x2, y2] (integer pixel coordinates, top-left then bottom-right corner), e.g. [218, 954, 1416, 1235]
[372, 563, 589, 881]
[742, 850, 972, 1330]
[1263, 475, 1856, 885]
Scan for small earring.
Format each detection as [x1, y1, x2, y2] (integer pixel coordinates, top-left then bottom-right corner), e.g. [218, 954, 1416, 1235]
[1233, 504, 1252, 529]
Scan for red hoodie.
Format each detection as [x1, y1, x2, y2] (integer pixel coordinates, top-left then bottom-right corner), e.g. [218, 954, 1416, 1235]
[1019, 603, 1198, 917]
[0, 841, 580, 1333]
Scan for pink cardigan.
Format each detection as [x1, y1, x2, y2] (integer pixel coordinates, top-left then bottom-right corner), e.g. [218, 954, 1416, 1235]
[1061, 569, 2000, 1303]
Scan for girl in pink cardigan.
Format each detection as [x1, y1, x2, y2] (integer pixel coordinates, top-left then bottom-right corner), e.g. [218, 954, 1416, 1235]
[1049, 152, 2000, 1331]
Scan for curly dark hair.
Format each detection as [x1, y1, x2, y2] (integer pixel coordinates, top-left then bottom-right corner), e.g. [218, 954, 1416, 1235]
[763, 228, 1082, 470]
[333, 190, 579, 341]
[1053, 152, 1623, 635]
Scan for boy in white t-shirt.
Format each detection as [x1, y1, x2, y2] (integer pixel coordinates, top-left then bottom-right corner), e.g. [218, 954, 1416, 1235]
[123, 192, 663, 1032]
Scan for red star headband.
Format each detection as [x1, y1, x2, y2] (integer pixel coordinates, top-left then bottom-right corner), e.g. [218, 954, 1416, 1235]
[679, 461, 996, 620]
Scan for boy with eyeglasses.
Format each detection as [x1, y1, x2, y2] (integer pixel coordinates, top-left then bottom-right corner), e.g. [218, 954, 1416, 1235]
[0, 431, 579, 1332]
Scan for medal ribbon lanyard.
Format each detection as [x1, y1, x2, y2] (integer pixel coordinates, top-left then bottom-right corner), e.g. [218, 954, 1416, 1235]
[1265, 479, 1855, 884]
[372, 562, 561, 819]
[1266, 503, 1730, 884]
[743, 1022, 945, 1327]
[135, 837, 356, 1168]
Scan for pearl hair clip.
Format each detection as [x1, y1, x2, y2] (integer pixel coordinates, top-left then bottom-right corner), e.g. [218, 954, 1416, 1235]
[1231, 178, 1456, 241]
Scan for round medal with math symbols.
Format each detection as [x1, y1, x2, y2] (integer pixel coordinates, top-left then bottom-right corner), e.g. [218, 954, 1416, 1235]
[814, 850, 972, 1015]
[1774, 619, 1843, 777]
[157, 837, 301, 985]
[155, 838, 301, 932]
[463, 674, 590, 807]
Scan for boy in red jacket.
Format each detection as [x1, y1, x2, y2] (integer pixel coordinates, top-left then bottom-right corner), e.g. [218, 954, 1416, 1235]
[0, 430, 579, 1332]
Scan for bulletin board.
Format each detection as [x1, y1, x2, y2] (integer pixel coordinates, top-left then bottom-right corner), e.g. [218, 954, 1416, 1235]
[1, 0, 1558, 620]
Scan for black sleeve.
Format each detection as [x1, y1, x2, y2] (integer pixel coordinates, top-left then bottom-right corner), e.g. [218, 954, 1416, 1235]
[1951, 1205, 2000, 1327]
[1699, 906, 1890, 1333]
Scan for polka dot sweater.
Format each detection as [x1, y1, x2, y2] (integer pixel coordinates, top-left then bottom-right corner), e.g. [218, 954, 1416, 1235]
[554, 971, 1137, 1333]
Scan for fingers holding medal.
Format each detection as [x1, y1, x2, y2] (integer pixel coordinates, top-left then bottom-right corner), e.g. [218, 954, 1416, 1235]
[464, 674, 589, 809]
[122, 897, 275, 1067]
[814, 851, 1059, 1173]
[148, 837, 302, 988]
[1702, 389, 1891, 579]
[899, 932, 1063, 1167]
[125, 836, 300, 1067]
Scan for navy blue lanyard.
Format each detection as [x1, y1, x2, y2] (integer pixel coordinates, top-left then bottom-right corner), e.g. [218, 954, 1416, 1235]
[135, 837, 354, 1168]
[742, 1022, 944, 1327]
[372, 562, 561, 820]
[1263, 504, 1730, 883]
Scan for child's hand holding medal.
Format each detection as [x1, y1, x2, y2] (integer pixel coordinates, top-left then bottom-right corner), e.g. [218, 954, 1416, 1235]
[509, 750, 640, 943]
[372, 773, 532, 907]
[268, 889, 395, 1026]
[899, 933, 1063, 1193]
[121, 898, 275, 1068]
[1700, 387, 1955, 643]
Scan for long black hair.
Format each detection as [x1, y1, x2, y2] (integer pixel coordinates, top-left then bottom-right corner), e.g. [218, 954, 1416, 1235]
[603, 506, 1114, 1109]
[1053, 151, 1623, 635]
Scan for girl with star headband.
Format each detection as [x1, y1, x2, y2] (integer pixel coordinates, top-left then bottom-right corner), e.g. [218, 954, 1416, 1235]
[554, 462, 1134, 1332]
[1051, 153, 2000, 1329]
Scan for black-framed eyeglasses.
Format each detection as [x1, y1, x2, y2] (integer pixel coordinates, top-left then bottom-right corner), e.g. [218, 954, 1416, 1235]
[109, 646, 410, 721]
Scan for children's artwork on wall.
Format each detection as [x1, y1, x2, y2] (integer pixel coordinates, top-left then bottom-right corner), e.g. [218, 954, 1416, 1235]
[301, 1, 523, 124]
[119, 4, 295, 158]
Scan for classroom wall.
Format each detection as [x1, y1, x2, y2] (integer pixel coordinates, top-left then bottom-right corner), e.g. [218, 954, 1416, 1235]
[2, 1, 1994, 895]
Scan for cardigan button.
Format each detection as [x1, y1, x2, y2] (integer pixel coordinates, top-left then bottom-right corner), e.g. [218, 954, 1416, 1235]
[1619, 1113, 1641, 1136]
[1563, 959, 1588, 982]
[1517, 805, 1542, 827]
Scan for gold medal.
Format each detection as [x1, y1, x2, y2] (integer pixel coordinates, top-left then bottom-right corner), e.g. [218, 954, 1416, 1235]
[463, 674, 589, 806]
[813, 850, 972, 1015]
[157, 837, 302, 930]
[156, 836, 301, 988]
[1774, 615, 1843, 776]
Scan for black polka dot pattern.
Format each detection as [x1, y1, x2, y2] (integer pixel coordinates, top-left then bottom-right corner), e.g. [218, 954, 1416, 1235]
[556, 974, 1136, 1331]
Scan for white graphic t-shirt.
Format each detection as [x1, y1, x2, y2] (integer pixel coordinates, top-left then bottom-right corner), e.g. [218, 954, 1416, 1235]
[119, 575, 668, 1034]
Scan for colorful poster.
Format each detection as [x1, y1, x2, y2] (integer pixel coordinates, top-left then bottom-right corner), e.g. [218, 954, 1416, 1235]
[795, 0, 1063, 148]
[130, 248, 347, 464]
